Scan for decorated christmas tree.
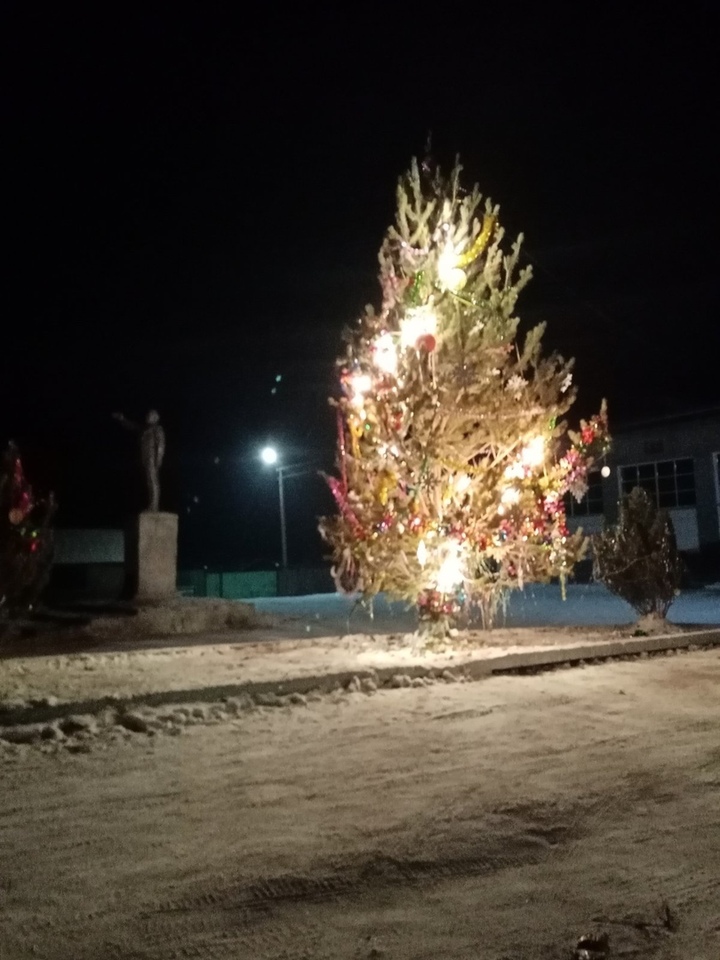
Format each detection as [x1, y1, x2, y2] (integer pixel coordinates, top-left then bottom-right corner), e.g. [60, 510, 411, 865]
[319, 159, 609, 634]
[0, 442, 56, 624]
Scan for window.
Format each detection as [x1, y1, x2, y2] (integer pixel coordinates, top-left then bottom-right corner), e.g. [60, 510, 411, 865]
[565, 470, 604, 516]
[620, 458, 696, 509]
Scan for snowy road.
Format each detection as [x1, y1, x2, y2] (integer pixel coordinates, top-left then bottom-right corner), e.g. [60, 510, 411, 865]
[2, 649, 720, 958]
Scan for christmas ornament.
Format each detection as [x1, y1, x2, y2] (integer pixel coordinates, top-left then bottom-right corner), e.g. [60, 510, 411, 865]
[376, 470, 395, 506]
[505, 374, 526, 398]
[405, 270, 426, 306]
[416, 332, 436, 352]
[400, 305, 437, 350]
[457, 213, 495, 267]
[348, 418, 362, 458]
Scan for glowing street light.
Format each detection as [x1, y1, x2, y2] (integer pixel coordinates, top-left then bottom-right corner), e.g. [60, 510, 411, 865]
[260, 445, 313, 569]
[260, 446, 288, 568]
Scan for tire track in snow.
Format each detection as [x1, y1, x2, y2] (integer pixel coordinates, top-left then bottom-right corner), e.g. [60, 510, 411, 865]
[137, 839, 568, 958]
[155, 849, 551, 914]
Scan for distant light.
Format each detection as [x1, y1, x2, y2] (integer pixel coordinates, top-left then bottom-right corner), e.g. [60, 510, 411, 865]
[601, 465, 611, 478]
[261, 446, 278, 465]
[275, 374, 282, 382]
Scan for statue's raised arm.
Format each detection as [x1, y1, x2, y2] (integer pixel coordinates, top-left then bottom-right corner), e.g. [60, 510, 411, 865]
[112, 411, 140, 432]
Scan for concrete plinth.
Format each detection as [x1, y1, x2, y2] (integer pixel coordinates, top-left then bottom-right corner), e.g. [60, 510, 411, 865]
[125, 512, 178, 602]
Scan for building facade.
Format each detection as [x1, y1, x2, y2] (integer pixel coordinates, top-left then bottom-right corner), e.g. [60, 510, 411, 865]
[566, 408, 720, 557]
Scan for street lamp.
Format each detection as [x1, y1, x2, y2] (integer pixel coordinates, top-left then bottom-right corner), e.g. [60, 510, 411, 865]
[260, 446, 312, 569]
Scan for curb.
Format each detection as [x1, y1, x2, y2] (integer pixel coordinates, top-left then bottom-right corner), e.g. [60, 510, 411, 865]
[2, 627, 720, 728]
[470, 627, 720, 675]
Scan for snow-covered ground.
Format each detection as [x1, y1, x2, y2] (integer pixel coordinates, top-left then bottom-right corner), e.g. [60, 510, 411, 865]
[253, 582, 720, 636]
[1, 583, 718, 709]
[0, 585, 718, 957]
[0, 622, 659, 707]
[2, 649, 720, 958]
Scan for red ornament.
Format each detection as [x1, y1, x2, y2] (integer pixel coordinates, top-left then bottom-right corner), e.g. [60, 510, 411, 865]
[581, 426, 595, 445]
[416, 333, 437, 352]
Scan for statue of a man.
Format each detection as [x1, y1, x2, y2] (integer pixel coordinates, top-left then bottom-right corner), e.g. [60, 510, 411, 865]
[113, 409, 166, 512]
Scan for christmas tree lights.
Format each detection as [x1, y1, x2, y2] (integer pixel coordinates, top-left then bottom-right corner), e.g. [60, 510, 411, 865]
[319, 159, 609, 634]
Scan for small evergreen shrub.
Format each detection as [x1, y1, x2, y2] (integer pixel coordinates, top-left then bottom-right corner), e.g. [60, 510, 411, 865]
[593, 486, 682, 619]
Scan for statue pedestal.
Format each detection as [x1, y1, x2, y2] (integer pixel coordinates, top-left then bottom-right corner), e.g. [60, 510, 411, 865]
[126, 512, 178, 602]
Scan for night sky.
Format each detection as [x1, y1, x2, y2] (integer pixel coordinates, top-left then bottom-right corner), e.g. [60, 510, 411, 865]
[2, 6, 718, 569]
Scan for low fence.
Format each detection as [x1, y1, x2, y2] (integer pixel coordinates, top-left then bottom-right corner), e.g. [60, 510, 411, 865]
[178, 567, 334, 599]
[47, 564, 334, 602]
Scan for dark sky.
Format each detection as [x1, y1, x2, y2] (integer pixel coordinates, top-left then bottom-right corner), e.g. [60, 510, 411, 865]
[2, 5, 718, 567]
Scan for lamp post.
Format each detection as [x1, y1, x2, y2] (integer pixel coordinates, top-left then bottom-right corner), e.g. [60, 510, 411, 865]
[277, 463, 288, 569]
[260, 446, 312, 569]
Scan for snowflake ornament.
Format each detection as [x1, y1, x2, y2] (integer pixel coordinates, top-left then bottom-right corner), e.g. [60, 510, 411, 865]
[505, 374, 526, 398]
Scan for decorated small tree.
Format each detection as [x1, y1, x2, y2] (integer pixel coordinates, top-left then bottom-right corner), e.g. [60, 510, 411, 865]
[319, 159, 609, 635]
[593, 486, 682, 624]
[0, 442, 55, 626]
